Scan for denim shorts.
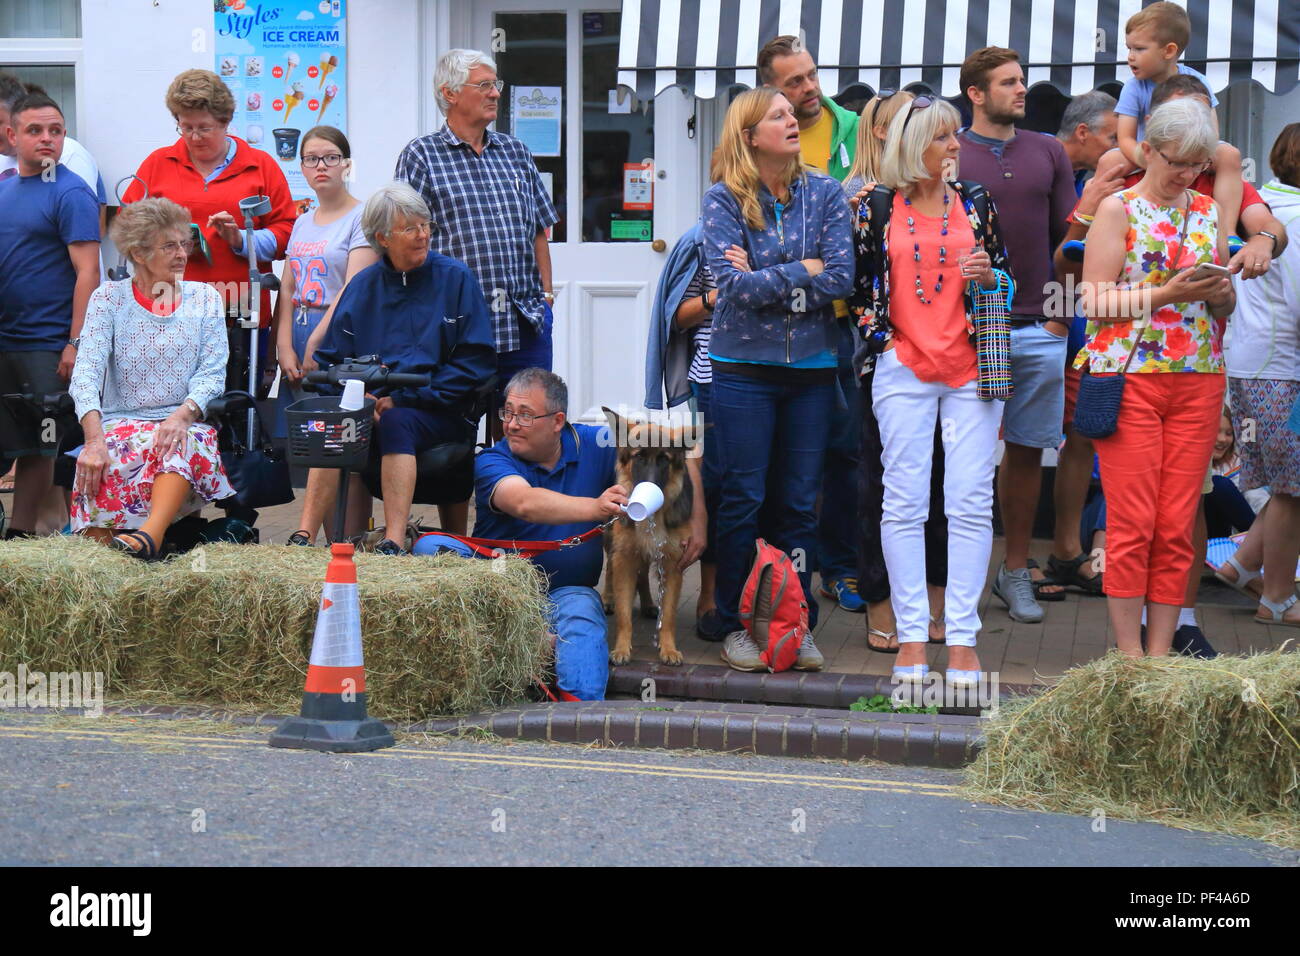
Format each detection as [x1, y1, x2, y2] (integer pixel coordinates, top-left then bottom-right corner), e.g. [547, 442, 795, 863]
[1002, 321, 1068, 449]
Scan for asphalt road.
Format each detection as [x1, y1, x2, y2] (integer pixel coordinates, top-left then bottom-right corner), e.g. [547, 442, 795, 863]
[0, 712, 1294, 867]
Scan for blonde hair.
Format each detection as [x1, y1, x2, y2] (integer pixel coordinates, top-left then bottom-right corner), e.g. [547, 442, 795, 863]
[878, 97, 961, 192]
[846, 91, 915, 185]
[711, 88, 803, 230]
[1125, 1, 1190, 52]
[111, 197, 193, 264]
[165, 69, 235, 125]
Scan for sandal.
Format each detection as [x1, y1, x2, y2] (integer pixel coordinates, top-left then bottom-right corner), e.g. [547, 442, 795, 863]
[867, 627, 899, 654]
[286, 530, 313, 546]
[1215, 555, 1263, 599]
[1046, 552, 1105, 596]
[111, 529, 160, 562]
[928, 610, 946, 644]
[1255, 593, 1300, 628]
[1027, 558, 1066, 602]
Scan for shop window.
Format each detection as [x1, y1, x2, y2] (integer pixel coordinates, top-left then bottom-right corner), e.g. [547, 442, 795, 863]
[0, 0, 81, 38]
[581, 10, 653, 243]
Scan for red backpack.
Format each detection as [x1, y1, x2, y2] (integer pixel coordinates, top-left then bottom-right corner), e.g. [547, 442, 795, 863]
[738, 539, 810, 673]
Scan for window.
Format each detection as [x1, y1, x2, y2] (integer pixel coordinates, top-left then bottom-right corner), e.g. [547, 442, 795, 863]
[0, 0, 81, 38]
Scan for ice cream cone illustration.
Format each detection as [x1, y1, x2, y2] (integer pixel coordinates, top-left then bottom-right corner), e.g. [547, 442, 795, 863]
[319, 54, 338, 89]
[283, 81, 305, 123]
[284, 52, 300, 82]
[319, 83, 339, 124]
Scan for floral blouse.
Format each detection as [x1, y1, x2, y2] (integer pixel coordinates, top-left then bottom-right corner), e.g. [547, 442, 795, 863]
[847, 179, 1014, 376]
[1075, 189, 1224, 374]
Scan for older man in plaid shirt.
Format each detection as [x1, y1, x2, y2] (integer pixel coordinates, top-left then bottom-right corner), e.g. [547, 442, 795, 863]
[396, 48, 559, 432]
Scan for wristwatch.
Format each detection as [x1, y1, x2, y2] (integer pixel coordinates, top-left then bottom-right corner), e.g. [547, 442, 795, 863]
[66, 336, 80, 350]
[1256, 230, 1279, 256]
[701, 289, 716, 312]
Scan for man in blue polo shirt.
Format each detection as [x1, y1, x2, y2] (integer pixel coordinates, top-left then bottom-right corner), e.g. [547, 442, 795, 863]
[0, 91, 100, 538]
[473, 368, 627, 700]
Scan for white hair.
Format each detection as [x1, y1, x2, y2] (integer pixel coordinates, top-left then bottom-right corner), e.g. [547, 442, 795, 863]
[434, 48, 498, 114]
[878, 97, 962, 191]
[1144, 96, 1218, 161]
[360, 182, 431, 253]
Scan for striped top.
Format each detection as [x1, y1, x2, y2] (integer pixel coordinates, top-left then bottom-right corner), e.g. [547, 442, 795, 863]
[684, 266, 716, 385]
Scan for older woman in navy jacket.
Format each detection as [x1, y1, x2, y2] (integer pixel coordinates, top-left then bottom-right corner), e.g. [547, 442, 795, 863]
[292, 182, 496, 552]
[700, 88, 853, 672]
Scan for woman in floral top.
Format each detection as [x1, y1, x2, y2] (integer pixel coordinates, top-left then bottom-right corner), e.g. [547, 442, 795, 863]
[1079, 98, 1235, 657]
[69, 198, 234, 559]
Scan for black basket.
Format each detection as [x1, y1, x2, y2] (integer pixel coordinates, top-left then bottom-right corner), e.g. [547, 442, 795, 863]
[285, 396, 375, 469]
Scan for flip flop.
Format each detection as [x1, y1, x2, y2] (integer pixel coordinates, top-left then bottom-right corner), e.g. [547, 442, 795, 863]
[1027, 558, 1066, 602]
[867, 627, 899, 654]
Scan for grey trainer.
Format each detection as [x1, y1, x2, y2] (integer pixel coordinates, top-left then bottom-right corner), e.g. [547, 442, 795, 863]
[721, 631, 765, 672]
[992, 563, 1044, 623]
[793, 631, 824, 671]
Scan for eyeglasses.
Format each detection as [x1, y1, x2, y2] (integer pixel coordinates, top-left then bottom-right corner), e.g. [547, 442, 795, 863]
[391, 220, 433, 238]
[301, 153, 345, 168]
[157, 239, 195, 256]
[463, 79, 505, 94]
[1154, 147, 1211, 174]
[176, 124, 221, 139]
[498, 407, 559, 427]
[900, 95, 935, 136]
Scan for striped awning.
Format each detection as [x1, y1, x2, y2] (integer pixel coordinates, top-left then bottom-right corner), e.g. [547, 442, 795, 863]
[617, 0, 1300, 99]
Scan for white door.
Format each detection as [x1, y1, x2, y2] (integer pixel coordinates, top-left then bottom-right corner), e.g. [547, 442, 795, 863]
[468, 1, 699, 421]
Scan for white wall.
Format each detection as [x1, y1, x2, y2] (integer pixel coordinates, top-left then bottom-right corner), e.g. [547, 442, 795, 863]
[80, 0, 430, 205]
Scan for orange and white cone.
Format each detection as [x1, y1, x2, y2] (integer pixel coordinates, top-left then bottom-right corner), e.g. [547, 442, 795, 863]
[269, 543, 395, 752]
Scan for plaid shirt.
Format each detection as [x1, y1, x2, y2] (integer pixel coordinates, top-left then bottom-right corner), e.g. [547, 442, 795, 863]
[395, 125, 559, 352]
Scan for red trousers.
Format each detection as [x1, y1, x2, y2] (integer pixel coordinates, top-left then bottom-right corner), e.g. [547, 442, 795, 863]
[1092, 373, 1225, 605]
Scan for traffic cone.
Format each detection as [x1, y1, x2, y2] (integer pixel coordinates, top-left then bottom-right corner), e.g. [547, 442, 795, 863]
[269, 543, 395, 752]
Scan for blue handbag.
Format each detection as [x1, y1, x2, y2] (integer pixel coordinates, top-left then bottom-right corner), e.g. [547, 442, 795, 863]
[1072, 191, 1192, 440]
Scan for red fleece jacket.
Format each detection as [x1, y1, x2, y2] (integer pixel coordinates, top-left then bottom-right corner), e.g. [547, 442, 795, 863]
[124, 136, 296, 326]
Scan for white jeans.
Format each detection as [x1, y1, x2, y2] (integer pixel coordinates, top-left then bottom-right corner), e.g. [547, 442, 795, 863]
[872, 349, 1003, 647]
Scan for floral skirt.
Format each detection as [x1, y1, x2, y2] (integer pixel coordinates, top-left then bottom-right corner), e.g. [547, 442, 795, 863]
[1228, 378, 1300, 496]
[71, 418, 236, 531]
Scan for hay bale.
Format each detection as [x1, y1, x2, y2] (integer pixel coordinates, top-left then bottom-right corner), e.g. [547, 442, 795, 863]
[0, 538, 551, 719]
[965, 649, 1300, 847]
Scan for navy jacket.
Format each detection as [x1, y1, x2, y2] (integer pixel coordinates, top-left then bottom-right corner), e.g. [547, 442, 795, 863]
[700, 172, 852, 365]
[314, 251, 497, 410]
[643, 223, 706, 409]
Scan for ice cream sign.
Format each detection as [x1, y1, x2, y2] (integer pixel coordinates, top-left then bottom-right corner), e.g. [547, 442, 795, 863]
[214, 0, 347, 203]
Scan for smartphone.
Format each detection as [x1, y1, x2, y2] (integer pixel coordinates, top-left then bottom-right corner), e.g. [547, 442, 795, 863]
[189, 223, 212, 265]
[1189, 262, 1231, 280]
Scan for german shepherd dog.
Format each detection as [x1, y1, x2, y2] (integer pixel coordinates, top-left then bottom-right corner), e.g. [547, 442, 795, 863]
[601, 407, 703, 666]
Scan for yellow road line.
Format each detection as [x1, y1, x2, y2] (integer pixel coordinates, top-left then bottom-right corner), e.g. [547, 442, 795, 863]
[0, 722, 959, 795]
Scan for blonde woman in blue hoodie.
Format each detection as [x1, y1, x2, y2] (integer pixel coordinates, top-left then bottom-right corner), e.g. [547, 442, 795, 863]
[701, 87, 853, 672]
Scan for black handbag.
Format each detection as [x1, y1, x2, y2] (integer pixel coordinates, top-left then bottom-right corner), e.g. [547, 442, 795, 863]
[216, 393, 295, 509]
[1072, 191, 1192, 440]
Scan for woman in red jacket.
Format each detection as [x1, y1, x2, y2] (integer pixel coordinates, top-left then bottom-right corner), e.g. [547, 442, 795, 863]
[123, 69, 296, 378]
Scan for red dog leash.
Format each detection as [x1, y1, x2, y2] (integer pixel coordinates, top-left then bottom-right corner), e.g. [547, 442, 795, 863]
[416, 516, 618, 559]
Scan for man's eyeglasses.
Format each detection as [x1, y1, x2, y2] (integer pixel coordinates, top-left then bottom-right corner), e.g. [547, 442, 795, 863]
[176, 124, 221, 139]
[158, 239, 195, 256]
[1155, 147, 1211, 174]
[302, 153, 345, 168]
[463, 79, 505, 94]
[391, 220, 433, 238]
[900, 95, 935, 136]
[498, 407, 559, 427]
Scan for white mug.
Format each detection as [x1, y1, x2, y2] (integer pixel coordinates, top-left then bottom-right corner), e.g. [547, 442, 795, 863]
[622, 481, 664, 522]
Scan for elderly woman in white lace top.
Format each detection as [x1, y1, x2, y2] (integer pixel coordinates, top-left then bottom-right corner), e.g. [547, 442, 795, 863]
[69, 197, 235, 559]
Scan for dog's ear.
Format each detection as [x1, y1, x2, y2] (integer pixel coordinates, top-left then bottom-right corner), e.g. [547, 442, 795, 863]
[601, 405, 625, 445]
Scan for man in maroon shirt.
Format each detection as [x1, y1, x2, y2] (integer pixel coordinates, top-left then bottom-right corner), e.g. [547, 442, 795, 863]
[957, 47, 1079, 623]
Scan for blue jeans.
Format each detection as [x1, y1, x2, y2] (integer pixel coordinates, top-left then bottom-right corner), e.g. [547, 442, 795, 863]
[495, 303, 554, 403]
[690, 380, 721, 565]
[818, 334, 862, 583]
[548, 585, 608, 700]
[711, 368, 834, 633]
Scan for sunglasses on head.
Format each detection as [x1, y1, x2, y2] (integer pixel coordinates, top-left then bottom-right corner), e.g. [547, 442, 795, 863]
[868, 89, 901, 129]
[900, 95, 935, 135]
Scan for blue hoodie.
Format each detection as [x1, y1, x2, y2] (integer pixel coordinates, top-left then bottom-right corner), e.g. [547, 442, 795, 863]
[643, 223, 706, 409]
[314, 250, 497, 409]
[700, 172, 852, 366]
